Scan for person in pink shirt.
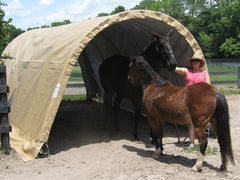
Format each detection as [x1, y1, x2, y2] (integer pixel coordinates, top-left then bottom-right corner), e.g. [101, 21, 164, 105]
[174, 57, 211, 147]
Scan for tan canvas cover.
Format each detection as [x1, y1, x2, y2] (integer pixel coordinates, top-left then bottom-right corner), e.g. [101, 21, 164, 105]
[2, 10, 205, 161]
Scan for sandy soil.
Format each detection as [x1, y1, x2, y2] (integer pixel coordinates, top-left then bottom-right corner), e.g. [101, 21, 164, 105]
[0, 95, 240, 180]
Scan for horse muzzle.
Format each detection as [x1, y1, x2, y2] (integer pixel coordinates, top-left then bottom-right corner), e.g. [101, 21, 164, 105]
[168, 63, 177, 72]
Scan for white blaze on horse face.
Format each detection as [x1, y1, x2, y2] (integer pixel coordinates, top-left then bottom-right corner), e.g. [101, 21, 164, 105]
[192, 153, 204, 172]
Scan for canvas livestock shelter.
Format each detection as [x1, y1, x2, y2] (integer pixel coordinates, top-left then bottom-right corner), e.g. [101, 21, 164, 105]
[2, 10, 206, 161]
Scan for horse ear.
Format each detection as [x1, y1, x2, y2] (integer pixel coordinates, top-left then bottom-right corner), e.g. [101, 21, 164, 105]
[133, 57, 137, 64]
[152, 31, 162, 39]
[167, 29, 174, 36]
[130, 57, 136, 66]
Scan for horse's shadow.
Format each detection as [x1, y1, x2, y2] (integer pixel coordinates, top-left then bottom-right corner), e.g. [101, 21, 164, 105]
[48, 99, 190, 155]
[48, 100, 149, 155]
[122, 144, 219, 171]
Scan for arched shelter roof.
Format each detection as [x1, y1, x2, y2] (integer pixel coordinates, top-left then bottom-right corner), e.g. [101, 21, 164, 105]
[2, 10, 205, 161]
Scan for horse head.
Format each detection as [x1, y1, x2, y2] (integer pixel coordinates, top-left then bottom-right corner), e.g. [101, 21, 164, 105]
[128, 56, 158, 87]
[153, 29, 177, 71]
[128, 57, 141, 87]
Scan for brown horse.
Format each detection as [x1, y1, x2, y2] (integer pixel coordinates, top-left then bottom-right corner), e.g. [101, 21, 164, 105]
[128, 56, 234, 172]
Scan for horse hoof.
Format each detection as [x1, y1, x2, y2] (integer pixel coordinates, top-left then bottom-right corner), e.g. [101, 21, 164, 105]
[134, 138, 140, 141]
[189, 143, 195, 148]
[133, 135, 139, 141]
[220, 165, 227, 171]
[191, 166, 198, 172]
[191, 165, 202, 172]
[150, 139, 156, 145]
[153, 152, 160, 159]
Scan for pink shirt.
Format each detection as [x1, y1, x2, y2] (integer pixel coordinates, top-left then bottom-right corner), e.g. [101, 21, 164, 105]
[185, 69, 206, 86]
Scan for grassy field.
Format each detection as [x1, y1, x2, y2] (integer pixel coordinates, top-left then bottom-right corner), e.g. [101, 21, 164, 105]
[70, 65, 239, 83]
[69, 66, 83, 81]
[62, 94, 86, 101]
[208, 66, 237, 72]
[64, 65, 240, 101]
[208, 66, 238, 83]
[70, 65, 239, 85]
[208, 66, 240, 95]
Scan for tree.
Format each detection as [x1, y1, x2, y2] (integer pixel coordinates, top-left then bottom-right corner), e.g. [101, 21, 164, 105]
[0, 1, 12, 55]
[8, 25, 25, 41]
[158, 0, 186, 20]
[198, 31, 215, 58]
[185, 0, 209, 17]
[27, 20, 71, 30]
[131, 0, 157, 10]
[98, 12, 109, 17]
[220, 36, 240, 57]
[51, 20, 71, 27]
[110, 6, 126, 15]
[2, 0, 240, 58]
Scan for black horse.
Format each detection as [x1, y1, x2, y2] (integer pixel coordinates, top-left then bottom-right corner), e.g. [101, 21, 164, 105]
[99, 30, 177, 140]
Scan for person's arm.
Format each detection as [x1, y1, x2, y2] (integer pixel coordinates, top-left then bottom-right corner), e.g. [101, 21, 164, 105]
[205, 71, 211, 84]
[174, 67, 188, 76]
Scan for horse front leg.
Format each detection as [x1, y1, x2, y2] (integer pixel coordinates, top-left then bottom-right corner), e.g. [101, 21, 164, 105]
[132, 98, 142, 140]
[113, 94, 122, 131]
[192, 127, 208, 172]
[103, 91, 112, 131]
[152, 120, 164, 159]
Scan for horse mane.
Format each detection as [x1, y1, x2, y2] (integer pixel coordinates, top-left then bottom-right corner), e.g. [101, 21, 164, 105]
[134, 56, 169, 87]
[155, 78, 170, 87]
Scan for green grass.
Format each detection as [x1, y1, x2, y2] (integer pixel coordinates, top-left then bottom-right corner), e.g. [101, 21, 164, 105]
[69, 76, 83, 81]
[72, 66, 82, 73]
[210, 74, 237, 81]
[0, 144, 10, 154]
[208, 66, 237, 72]
[62, 94, 87, 101]
[208, 66, 239, 91]
[69, 66, 83, 81]
[208, 66, 237, 82]
[219, 89, 240, 95]
[183, 145, 218, 155]
[72, 65, 239, 84]
[67, 66, 240, 97]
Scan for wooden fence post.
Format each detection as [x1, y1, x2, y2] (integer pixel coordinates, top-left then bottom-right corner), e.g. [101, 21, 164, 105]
[0, 65, 11, 154]
[238, 67, 240, 89]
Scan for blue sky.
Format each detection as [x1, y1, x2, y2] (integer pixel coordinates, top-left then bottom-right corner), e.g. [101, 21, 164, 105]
[3, 0, 142, 30]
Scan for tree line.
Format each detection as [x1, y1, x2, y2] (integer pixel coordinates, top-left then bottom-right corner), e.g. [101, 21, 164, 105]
[1, 0, 240, 58]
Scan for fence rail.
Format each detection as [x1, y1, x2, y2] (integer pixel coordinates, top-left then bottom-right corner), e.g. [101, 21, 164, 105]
[208, 65, 240, 88]
[69, 64, 240, 91]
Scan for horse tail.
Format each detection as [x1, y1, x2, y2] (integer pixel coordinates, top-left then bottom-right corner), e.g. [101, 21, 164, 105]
[214, 91, 234, 165]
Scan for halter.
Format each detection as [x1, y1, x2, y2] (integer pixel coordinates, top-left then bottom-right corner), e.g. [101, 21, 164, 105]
[155, 36, 175, 58]
[167, 52, 175, 56]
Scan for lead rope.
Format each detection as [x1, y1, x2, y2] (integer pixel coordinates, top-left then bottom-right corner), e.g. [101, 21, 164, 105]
[170, 70, 182, 143]
[171, 65, 189, 144]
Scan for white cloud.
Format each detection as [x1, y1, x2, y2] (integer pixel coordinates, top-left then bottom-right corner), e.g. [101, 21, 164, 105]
[3, 0, 31, 17]
[38, 0, 54, 6]
[7, 0, 23, 9]
[4, 0, 142, 30]
[46, 10, 72, 21]
[65, 0, 137, 20]
[66, 1, 90, 15]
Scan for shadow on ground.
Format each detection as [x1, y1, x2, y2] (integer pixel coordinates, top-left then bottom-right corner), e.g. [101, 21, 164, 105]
[48, 100, 188, 155]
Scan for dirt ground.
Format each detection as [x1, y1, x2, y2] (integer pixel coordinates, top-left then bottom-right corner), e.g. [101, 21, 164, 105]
[0, 95, 240, 180]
